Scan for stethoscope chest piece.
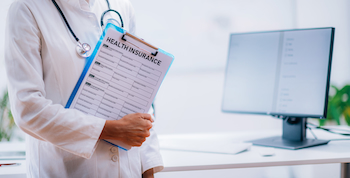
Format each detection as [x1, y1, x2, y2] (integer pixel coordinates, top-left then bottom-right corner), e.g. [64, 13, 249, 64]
[76, 42, 91, 58]
[52, 0, 122, 58]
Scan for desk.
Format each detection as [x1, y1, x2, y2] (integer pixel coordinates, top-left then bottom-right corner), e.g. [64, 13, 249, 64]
[0, 160, 26, 178]
[158, 129, 350, 178]
[0, 142, 26, 178]
[2, 129, 350, 178]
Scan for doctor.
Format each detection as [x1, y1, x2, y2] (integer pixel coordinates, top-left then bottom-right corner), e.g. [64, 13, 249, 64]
[5, 0, 163, 177]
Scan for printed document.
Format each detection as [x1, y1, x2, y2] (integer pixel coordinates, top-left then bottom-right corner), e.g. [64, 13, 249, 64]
[66, 24, 174, 149]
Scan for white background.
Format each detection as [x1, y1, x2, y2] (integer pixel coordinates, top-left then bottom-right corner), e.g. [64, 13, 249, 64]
[1, 0, 350, 177]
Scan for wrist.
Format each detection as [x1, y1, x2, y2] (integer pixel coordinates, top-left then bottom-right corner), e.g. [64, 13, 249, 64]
[142, 168, 154, 178]
[99, 120, 123, 140]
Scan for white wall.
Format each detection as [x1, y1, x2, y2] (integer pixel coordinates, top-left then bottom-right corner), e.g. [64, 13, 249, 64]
[295, 0, 350, 87]
[131, 0, 296, 72]
[129, 0, 350, 134]
[130, 0, 297, 135]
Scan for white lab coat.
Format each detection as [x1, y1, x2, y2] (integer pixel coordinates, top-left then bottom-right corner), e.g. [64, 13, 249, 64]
[5, 0, 163, 177]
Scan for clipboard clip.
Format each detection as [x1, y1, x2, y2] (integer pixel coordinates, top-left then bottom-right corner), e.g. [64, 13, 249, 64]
[121, 32, 159, 57]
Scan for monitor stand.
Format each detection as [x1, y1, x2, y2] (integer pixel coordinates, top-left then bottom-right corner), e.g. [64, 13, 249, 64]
[249, 117, 329, 150]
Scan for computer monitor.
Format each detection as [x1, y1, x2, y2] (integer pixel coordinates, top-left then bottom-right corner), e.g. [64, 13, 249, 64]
[222, 27, 335, 149]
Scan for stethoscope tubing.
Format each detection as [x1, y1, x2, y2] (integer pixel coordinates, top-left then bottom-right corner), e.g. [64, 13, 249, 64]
[101, 9, 124, 28]
[51, 0, 80, 43]
[52, 0, 124, 57]
[51, 0, 157, 114]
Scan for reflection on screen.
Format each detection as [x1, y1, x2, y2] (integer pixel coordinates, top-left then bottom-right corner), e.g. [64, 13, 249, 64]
[222, 28, 333, 117]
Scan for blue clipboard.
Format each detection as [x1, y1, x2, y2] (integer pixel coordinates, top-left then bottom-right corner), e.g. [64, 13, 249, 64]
[65, 23, 174, 150]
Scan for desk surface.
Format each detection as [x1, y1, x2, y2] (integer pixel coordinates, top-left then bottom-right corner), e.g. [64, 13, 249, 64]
[159, 129, 350, 172]
[1, 128, 350, 177]
[0, 142, 26, 178]
[0, 160, 26, 178]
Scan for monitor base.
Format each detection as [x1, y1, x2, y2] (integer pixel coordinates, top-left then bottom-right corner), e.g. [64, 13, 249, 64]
[249, 136, 329, 150]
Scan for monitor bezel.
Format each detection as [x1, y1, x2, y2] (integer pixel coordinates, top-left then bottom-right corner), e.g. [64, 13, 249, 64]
[221, 27, 335, 119]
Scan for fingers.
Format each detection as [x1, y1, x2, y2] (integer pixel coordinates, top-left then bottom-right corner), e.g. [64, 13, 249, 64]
[132, 130, 150, 146]
[137, 119, 152, 131]
[143, 130, 151, 137]
[130, 136, 147, 147]
[136, 113, 153, 130]
[135, 138, 146, 146]
[104, 114, 153, 146]
[140, 113, 154, 123]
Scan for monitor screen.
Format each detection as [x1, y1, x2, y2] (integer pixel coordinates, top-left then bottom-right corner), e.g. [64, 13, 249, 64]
[222, 28, 334, 118]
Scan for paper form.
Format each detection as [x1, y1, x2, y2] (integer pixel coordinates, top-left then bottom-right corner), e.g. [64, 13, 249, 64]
[66, 24, 174, 150]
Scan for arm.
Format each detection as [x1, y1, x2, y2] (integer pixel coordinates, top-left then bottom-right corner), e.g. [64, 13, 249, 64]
[5, 1, 106, 159]
[5, 1, 153, 158]
[142, 168, 154, 178]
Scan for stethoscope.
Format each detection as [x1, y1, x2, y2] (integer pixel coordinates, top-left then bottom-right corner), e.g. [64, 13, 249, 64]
[52, 0, 157, 114]
[51, 0, 124, 58]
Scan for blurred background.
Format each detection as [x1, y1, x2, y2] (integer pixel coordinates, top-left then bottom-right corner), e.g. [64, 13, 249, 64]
[129, 0, 350, 135]
[1, 0, 350, 177]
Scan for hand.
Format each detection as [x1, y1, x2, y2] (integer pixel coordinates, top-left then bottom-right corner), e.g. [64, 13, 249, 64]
[142, 168, 154, 178]
[99, 113, 153, 146]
